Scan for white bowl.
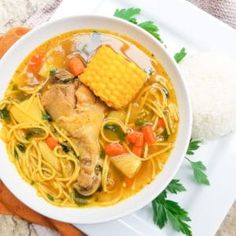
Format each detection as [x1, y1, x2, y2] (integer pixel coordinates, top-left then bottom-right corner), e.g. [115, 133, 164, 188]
[0, 15, 192, 224]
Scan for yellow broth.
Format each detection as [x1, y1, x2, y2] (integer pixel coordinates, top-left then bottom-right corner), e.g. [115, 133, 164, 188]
[0, 30, 178, 207]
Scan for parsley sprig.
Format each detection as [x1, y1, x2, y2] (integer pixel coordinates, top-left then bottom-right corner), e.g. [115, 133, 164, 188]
[174, 47, 187, 63]
[185, 139, 210, 185]
[114, 8, 163, 43]
[152, 180, 192, 236]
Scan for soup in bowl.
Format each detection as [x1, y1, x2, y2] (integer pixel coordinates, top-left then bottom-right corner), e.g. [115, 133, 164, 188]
[0, 16, 191, 223]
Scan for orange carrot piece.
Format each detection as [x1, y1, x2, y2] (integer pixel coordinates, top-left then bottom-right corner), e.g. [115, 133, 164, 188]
[68, 57, 85, 76]
[127, 131, 144, 147]
[124, 177, 134, 187]
[28, 53, 44, 74]
[142, 125, 156, 145]
[105, 143, 127, 156]
[46, 136, 59, 150]
[157, 118, 165, 129]
[132, 145, 143, 157]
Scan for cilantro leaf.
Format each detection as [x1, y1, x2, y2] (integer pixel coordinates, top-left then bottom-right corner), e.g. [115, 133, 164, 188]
[114, 8, 141, 24]
[174, 47, 187, 63]
[187, 139, 201, 155]
[188, 160, 210, 185]
[0, 107, 10, 121]
[138, 21, 163, 43]
[152, 185, 192, 236]
[166, 179, 186, 194]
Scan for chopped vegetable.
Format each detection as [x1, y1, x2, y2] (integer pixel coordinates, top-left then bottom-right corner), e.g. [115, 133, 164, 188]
[68, 57, 85, 76]
[0, 107, 10, 121]
[46, 136, 59, 150]
[73, 189, 89, 205]
[16, 143, 26, 153]
[28, 53, 44, 74]
[157, 118, 165, 129]
[61, 143, 70, 153]
[132, 145, 143, 157]
[124, 176, 134, 187]
[110, 153, 141, 178]
[80, 45, 146, 109]
[142, 125, 156, 144]
[25, 128, 45, 140]
[104, 124, 125, 141]
[42, 112, 52, 121]
[47, 194, 54, 201]
[105, 143, 127, 156]
[127, 131, 144, 147]
[99, 149, 105, 159]
[135, 118, 145, 127]
[174, 48, 187, 63]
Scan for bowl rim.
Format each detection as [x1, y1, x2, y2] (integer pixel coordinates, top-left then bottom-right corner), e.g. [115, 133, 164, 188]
[0, 14, 192, 224]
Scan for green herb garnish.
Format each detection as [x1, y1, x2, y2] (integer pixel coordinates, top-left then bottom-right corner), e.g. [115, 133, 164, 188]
[166, 179, 186, 193]
[114, 8, 163, 43]
[135, 118, 146, 127]
[186, 159, 210, 185]
[186, 139, 201, 155]
[114, 8, 141, 24]
[152, 179, 191, 236]
[61, 143, 70, 153]
[42, 112, 52, 121]
[73, 189, 89, 205]
[104, 124, 125, 141]
[0, 107, 10, 121]
[185, 139, 210, 185]
[47, 194, 54, 201]
[138, 21, 163, 43]
[174, 48, 187, 63]
[25, 128, 45, 140]
[49, 69, 56, 78]
[99, 150, 105, 159]
[62, 78, 75, 84]
[16, 143, 26, 153]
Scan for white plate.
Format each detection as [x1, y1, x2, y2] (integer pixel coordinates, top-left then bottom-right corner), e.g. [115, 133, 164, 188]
[51, 0, 236, 235]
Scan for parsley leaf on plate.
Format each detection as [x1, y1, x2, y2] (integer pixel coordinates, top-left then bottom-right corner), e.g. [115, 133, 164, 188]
[138, 21, 163, 43]
[166, 179, 186, 194]
[187, 139, 201, 155]
[114, 8, 141, 24]
[174, 47, 187, 63]
[114, 8, 163, 43]
[188, 160, 210, 185]
[152, 180, 192, 236]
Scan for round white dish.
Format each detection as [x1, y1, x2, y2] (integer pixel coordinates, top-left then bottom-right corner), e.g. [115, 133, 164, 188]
[0, 15, 192, 224]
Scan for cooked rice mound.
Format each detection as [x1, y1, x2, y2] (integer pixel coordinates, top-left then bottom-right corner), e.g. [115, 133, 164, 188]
[180, 52, 236, 140]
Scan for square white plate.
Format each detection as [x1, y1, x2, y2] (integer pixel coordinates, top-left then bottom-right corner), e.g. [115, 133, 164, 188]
[51, 0, 236, 235]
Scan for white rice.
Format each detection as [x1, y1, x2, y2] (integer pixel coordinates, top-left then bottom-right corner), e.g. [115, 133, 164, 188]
[179, 52, 236, 140]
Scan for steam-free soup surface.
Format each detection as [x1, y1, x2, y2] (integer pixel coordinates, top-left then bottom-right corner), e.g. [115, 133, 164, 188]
[0, 30, 178, 207]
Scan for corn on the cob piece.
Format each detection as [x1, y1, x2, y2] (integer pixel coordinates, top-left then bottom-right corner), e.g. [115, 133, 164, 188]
[80, 45, 147, 109]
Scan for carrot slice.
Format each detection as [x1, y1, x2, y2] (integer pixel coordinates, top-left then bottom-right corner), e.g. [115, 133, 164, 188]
[105, 143, 127, 156]
[124, 176, 134, 187]
[157, 118, 165, 129]
[46, 136, 59, 150]
[68, 57, 85, 76]
[28, 53, 44, 74]
[142, 125, 156, 145]
[127, 131, 144, 147]
[132, 145, 143, 157]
